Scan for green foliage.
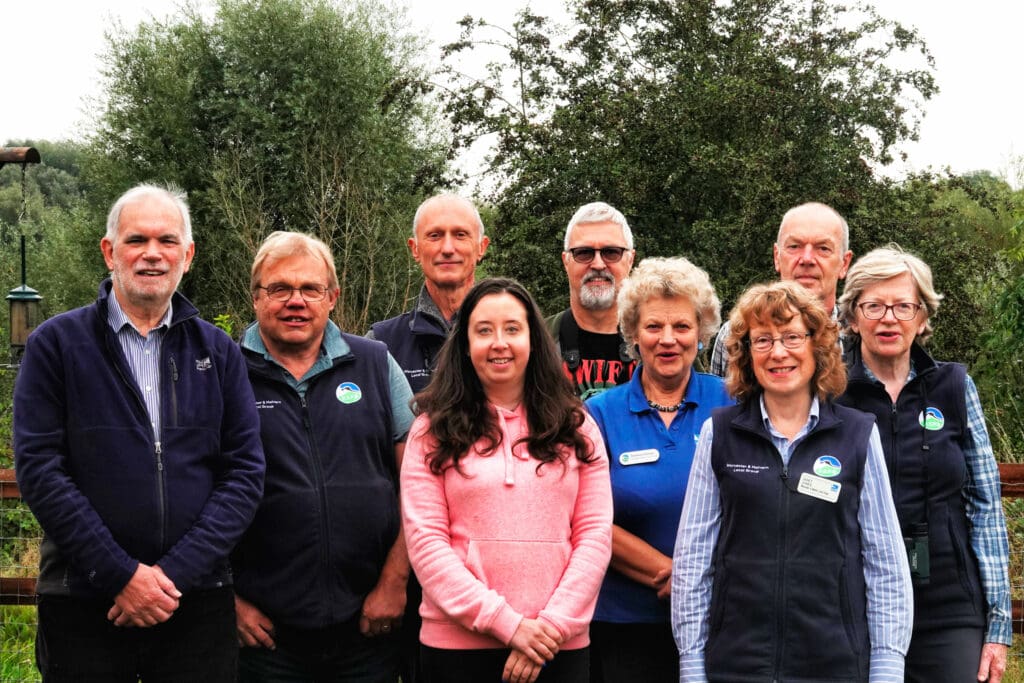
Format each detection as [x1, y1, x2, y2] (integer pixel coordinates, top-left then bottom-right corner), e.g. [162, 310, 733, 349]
[212, 313, 236, 339]
[0, 606, 36, 681]
[86, 0, 449, 331]
[442, 0, 938, 317]
[973, 181, 1024, 462]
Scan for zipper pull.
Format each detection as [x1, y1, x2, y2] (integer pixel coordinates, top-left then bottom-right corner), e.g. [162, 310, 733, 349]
[155, 441, 164, 470]
[169, 357, 178, 381]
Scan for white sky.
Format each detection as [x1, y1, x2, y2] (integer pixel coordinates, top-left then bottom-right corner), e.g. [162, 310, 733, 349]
[2, 0, 1022, 185]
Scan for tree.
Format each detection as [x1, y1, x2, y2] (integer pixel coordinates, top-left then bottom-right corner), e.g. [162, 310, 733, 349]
[85, 0, 448, 331]
[442, 0, 939, 317]
[1, 140, 101, 345]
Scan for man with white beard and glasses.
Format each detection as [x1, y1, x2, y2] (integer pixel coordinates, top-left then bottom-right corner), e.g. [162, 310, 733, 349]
[546, 202, 637, 399]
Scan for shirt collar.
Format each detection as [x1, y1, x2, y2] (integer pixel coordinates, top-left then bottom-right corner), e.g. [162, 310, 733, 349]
[106, 287, 173, 335]
[242, 319, 350, 363]
[759, 393, 820, 433]
[415, 284, 454, 330]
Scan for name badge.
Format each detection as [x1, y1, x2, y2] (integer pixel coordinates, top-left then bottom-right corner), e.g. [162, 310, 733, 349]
[619, 449, 660, 466]
[797, 472, 841, 503]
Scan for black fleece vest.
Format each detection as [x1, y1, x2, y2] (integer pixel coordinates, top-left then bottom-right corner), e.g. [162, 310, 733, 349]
[707, 399, 873, 682]
[838, 343, 985, 632]
[235, 335, 399, 629]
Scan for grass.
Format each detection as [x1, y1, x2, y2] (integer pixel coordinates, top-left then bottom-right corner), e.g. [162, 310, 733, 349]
[0, 606, 36, 682]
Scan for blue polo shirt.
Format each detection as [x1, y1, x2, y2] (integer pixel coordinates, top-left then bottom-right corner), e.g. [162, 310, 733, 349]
[585, 366, 731, 623]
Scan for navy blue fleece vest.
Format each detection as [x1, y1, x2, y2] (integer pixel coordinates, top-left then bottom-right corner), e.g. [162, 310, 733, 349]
[707, 399, 873, 682]
[838, 343, 985, 632]
[235, 335, 399, 629]
[370, 310, 447, 393]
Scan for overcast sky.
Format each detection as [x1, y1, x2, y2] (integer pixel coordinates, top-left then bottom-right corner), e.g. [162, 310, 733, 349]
[3, 0, 1022, 186]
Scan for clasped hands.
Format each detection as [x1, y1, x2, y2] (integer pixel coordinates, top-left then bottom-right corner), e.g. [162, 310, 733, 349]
[107, 563, 181, 628]
[504, 618, 563, 683]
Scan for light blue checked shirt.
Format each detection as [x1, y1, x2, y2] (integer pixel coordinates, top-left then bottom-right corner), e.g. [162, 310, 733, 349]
[863, 364, 1013, 645]
[107, 291, 172, 441]
[671, 396, 913, 683]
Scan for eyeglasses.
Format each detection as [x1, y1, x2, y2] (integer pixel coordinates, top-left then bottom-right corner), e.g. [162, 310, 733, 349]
[856, 301, 922, 321]
[566, 246, 628, 264]
[748, 332, 812, 353]
[257, 284, 330, 302]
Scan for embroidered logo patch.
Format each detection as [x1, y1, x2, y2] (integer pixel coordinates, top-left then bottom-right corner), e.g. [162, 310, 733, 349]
[336, 382, 362, 405]
[813, 455, 842, 478]
[195, 357, 212, 371]
[919, 407, 945, 431]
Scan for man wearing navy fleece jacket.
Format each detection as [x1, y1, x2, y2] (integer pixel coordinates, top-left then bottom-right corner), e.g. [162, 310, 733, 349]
[14, 184, 265, 681]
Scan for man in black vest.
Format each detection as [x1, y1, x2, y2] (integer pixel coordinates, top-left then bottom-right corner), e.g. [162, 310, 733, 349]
[546, 201, 637, 399]
[369, 194, 489, 393]
[368, 194, 487, 682]
[234, 231, 415, 682]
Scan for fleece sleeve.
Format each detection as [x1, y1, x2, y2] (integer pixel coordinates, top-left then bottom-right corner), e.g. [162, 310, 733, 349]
[537, 415, 613, 641]
[13, 322, 139, 597]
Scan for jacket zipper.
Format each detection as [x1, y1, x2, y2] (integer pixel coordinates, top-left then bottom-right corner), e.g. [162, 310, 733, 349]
[169, 356, 179, 427]
[774, 461, 790, 681]
[301, 394, 333, 585]
[155, 440, 167, 551]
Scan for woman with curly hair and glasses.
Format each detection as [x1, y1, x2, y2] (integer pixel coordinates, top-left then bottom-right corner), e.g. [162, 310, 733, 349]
[672, 281, 912, 683]
[401, 278, 613, 683]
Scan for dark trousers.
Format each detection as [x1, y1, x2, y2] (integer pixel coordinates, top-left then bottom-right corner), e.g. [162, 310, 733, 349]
[35, 587, 237, 682]
[399, 576, 424, 683]
[420, 645, 589, 683]
[238, 613, 399, 683]
[589, 621, 678, 683]
[905, 626, 984, 683]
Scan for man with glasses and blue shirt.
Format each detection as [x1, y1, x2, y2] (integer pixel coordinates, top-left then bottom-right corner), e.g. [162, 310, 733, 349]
[546, 202, 637, 399]
[233, 231, 414, 682]
[14, 184, 265, 681]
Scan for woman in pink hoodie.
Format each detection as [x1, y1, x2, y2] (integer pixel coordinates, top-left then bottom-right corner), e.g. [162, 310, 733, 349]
[402, 278, 614, 683]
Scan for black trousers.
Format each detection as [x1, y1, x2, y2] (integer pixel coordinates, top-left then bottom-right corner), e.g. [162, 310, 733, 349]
[589, 621, 678, 683]
[36, 587, 237, 683]
[905, 626, 985, 683]
[420, 645, 589, 683]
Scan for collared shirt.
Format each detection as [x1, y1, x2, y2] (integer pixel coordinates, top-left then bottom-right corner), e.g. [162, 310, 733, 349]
[862, 363, 1012, 644]
[585, 366, 731, 623]
[709, 304, 841, 377]
[672, 396, 912, 683]
[242, 320, 414, 440]
[106, 290, 172, 440]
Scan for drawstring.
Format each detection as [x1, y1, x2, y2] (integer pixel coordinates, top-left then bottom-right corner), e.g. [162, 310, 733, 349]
[494, 406, 528, 486]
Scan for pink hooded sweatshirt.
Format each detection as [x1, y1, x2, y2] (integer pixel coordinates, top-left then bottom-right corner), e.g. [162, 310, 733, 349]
[401, 404, 613, 651]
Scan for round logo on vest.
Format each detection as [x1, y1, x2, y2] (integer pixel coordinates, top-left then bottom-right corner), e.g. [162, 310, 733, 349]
[918, 407, 945, 431]
[336, 382, 362, 404]
[813, 455, 842, 478]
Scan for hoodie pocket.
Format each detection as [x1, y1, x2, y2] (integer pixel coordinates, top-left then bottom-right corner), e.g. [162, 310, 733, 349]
[465, 538, 570, 616]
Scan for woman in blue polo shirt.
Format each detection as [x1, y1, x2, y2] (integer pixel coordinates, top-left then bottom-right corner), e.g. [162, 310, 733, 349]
[585, 257, 731, 683]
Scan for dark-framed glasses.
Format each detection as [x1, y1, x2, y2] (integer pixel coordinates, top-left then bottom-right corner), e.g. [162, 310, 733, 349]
[566, 246, 628, 264]
[257, 284, 330, 302]
[857, 301, 922, 321]
[748, 332, 812, 353]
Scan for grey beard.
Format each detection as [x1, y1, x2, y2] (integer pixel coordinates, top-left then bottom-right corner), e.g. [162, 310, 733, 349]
[579, 281, 616, 310]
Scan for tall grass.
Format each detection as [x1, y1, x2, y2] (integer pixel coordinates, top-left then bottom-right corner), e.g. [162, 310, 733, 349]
[0, 606, 36, 682]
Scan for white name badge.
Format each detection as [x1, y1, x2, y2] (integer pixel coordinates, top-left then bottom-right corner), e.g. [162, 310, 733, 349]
[619, 449, 660, 466]
[797, 472, 841, 503]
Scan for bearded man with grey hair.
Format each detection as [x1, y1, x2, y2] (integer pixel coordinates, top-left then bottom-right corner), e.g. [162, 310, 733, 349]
[545, 201, 637, 399]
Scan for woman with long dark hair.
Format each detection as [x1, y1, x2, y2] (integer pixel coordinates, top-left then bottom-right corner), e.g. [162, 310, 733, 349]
[401, 278, 613, 683]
